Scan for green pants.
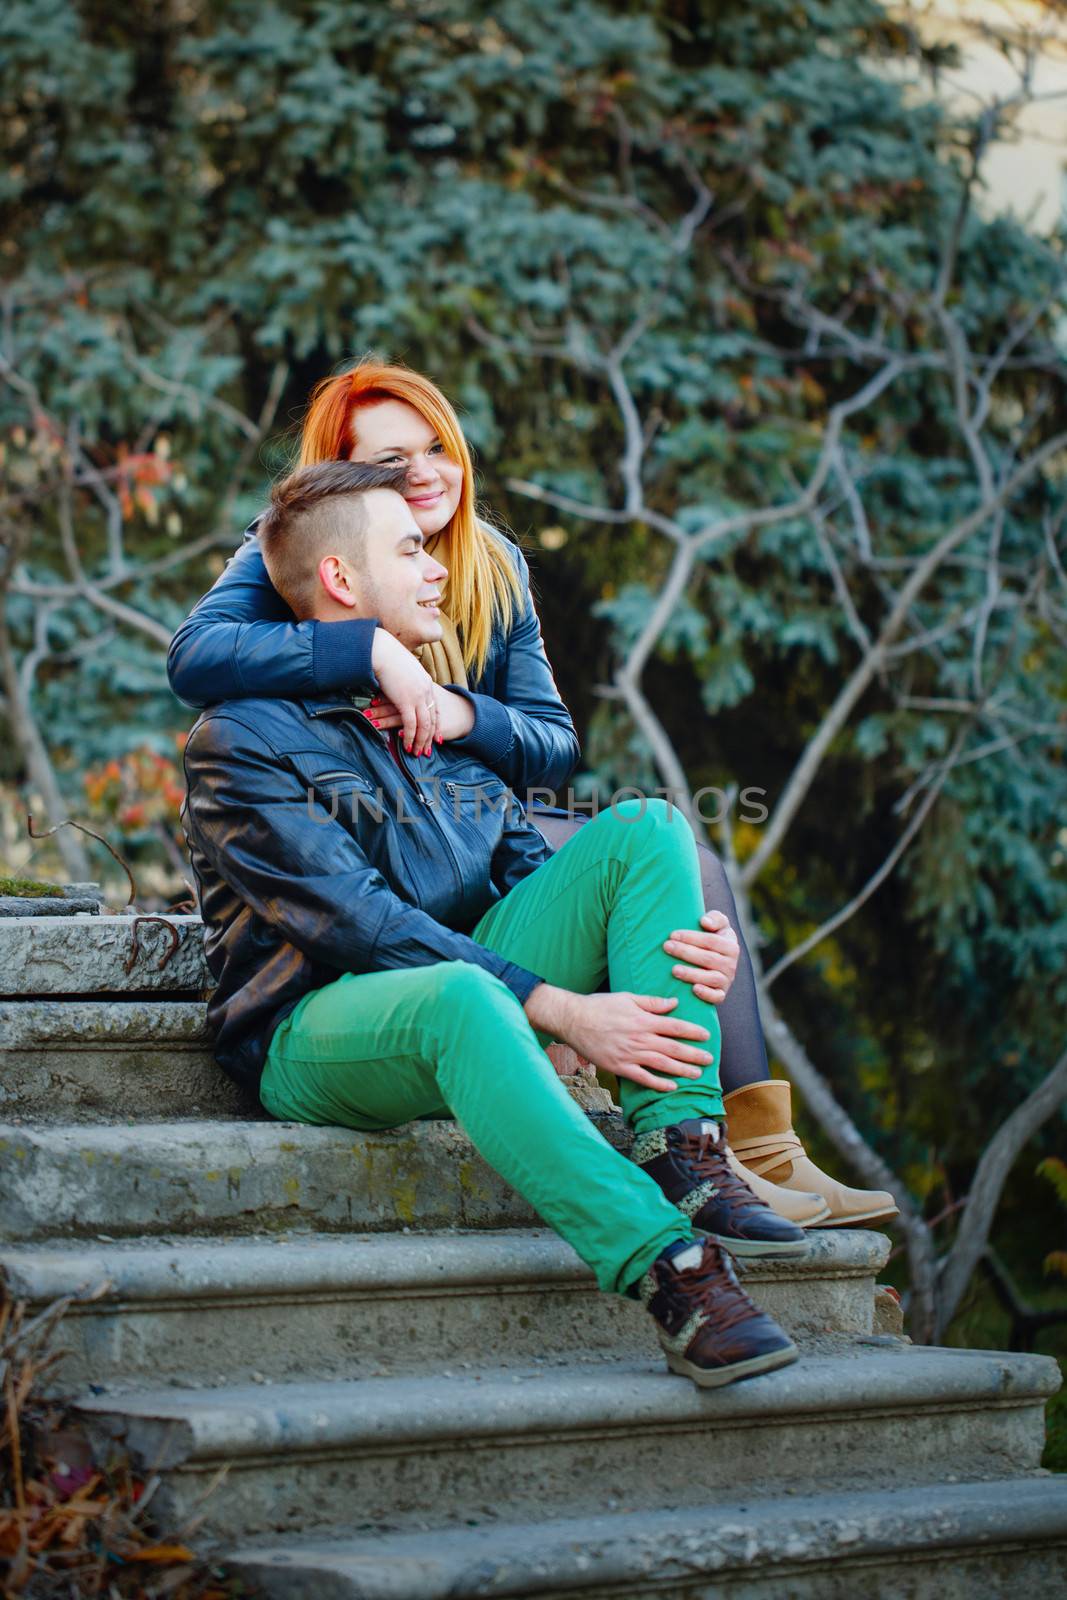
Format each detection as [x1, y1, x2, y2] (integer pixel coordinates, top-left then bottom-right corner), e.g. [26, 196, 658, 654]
[260, 798, 724, 1294]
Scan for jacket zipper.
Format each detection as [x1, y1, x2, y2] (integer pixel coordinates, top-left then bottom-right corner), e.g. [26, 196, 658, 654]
[313, 769, 376, 786]
[308, 707, 468, 902]
[389, 733, 468, 899]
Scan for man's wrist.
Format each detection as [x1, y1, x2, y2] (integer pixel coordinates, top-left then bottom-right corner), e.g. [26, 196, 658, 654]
[524, 981, 578, 1039]
[438, 686, 476, 740]
[370, 626, 396, 669]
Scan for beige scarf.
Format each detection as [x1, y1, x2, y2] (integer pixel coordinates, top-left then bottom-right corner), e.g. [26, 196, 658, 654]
[415, 611, 468, 690]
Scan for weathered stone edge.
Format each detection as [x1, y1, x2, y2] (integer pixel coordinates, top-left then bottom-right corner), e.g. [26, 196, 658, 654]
[0, 1226, 888, 1305]
[75, 1346, 1063, 1466]
[229, 1476, 1067, 1596]
[0, 1000, 211, 1045]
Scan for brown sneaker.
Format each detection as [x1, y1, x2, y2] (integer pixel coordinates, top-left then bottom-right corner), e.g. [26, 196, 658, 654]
[637, 1236, 798, 1388]
[631, 1118, 808, 1258]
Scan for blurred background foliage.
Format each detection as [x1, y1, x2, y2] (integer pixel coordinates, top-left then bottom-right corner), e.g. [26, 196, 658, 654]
[0, 0, 1064, 1403]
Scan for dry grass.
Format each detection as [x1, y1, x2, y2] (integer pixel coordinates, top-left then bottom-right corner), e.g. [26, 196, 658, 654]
[0, 1289, 252, 1599]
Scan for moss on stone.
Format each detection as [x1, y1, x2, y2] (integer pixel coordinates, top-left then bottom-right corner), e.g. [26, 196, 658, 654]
[0, 876, 65, 898]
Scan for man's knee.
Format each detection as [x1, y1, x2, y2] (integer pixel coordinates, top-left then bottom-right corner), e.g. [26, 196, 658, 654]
[602, 793, 694, 844]
[433, 960, 517, 1012]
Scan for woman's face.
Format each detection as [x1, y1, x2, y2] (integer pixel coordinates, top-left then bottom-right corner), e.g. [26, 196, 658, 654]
[348, 399, 463, 540]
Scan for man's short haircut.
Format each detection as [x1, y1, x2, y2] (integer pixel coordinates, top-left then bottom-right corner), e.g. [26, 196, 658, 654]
[259, 460, 411, 618]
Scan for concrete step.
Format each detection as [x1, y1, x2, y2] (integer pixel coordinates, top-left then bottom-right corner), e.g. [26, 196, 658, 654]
[0, 1000, 256, 1122]
[229, 1476, 1067, 1598]
[0, 1119, 548, 1240]
[0, 914, 209, 995]
[76, 1346, 1061, 1542]
[0, 1228, 890, 1389]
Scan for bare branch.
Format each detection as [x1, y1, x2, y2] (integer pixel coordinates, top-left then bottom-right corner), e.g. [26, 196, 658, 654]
[71, 583, 174, 649]
[691, 358, 913, 557]
[933, 105, 996, 307]
[971, 509, 1005, 700]
[506, 479, 637, 526]
[118, 336, 264, 441]
[761, 718, 971, 989]
[55, 483, 173, 649]
[974, 283, 1065, 429]
[214, 359, 290, 532]
[767, 553, 1052, 981]
[26, 814, 137, 906]
[741, 425, 1067, 890]
[756, 984, 941, 1338]
[605, 356, 651, 517]
[464, 313, 577, 367]
[18, 598, 64, 704]
[791, 469, 874, 658]
[66, 417, 128, 576]
[831, 442, 873, 559]
[0, 602, 90, 880]
[935, 1046, 1067, 1339]
[1044, 507, 1067, 595]
[883, 600, 989, 660]
[615, 541, 699, 716]
[617, 676, 708, 840]
[506, 475, 684, 544]
[935, 306, 995, 503]
[543, 175, 674, 242]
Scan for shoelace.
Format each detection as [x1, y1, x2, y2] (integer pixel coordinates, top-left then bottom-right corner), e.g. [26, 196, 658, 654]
[666, 1242, 759, 1334]
[679, 1125, 760, 1212]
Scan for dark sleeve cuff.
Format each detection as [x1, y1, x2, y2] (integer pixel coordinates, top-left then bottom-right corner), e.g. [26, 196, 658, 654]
[312, 618, 380, 694]
[445, 686, 514, 767]
[501, 964, 545, 1005]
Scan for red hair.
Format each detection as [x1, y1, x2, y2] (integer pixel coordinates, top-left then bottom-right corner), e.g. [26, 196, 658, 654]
[298, 359, 522, 678]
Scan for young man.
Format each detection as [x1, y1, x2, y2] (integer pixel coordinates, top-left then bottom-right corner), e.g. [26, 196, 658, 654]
[181, 460, 805, 1389]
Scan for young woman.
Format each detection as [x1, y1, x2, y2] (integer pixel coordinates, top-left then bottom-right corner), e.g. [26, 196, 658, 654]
[167, 359, 895, 1228]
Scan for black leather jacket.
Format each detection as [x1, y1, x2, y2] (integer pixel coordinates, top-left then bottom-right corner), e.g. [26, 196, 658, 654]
[168, 525, 580, 796]
[181, 694, 552, 1091]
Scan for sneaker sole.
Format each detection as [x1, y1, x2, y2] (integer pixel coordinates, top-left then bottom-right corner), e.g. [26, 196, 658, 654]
[704, 1232, 810, 1259]
[665, 1339, 799, 1389]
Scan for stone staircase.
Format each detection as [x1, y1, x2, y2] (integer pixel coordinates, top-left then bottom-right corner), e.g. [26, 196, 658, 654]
[2, 914, 1066, 1596]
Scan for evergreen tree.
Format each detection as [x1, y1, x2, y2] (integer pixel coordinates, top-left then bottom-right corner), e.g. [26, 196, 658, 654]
[2, 0, 1064, 1334]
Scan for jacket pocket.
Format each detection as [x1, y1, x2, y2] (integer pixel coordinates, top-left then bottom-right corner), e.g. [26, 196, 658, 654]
[310, 770, 386, 823]
[312, 769, 378, 789]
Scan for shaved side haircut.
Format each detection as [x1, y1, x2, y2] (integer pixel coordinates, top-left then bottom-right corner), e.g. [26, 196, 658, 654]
[259, 460, 410, 618]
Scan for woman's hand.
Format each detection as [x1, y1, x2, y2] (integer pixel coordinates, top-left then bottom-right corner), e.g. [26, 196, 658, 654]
[368, 631, 442, 755]
[362, 680, 475, 752]
[663, 910, 740, 1005]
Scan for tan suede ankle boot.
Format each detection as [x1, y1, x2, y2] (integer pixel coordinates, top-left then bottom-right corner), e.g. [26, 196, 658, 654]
[726, 1152, 831, 1222]
[723, 1080, 898, 1228]
[725, 1147, 830, 1226]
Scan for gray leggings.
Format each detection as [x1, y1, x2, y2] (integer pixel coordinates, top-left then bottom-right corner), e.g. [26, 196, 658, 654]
[529, 808, 770, 1094]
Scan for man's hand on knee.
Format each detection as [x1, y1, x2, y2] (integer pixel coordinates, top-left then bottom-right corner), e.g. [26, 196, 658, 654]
[527, 986, 714, 1094]
[663, 910, 739, 1006]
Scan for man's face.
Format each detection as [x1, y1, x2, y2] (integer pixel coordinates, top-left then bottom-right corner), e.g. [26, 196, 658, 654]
[320, 487, 448, 651]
